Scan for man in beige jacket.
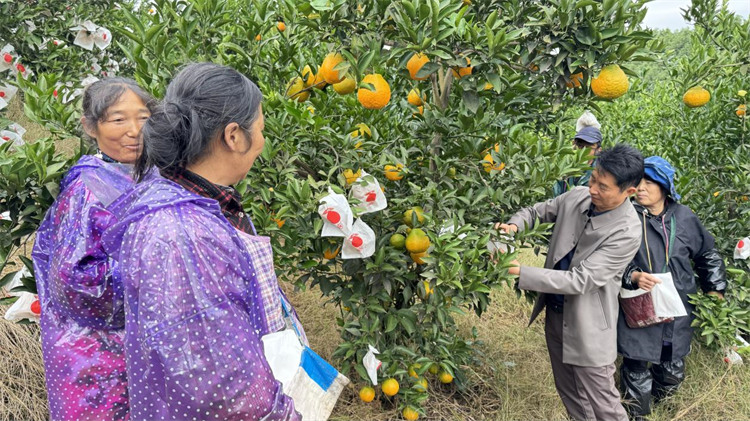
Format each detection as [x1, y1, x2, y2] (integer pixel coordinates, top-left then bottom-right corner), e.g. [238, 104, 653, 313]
[497, 144, 643, 421]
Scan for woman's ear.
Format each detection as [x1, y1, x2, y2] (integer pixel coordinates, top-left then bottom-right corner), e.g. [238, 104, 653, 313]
[223, 122, 242, 151]
[81, 117, 97, 139]
[223, 122, 252, 153]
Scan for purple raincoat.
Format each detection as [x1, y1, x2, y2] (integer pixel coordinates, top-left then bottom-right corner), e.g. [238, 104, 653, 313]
[102, 174, 301, 421]
[32, 155, 134, 421]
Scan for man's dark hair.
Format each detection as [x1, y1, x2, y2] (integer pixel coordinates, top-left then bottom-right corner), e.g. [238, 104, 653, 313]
[594, 143, 644, 191]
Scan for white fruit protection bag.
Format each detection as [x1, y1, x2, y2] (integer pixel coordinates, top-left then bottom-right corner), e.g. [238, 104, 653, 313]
[349, 171, 387, 214]
[318, 188, 353, 237]
[734, 237, 750, 260]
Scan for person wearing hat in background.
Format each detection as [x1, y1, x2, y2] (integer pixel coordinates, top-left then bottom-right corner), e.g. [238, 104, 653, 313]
[617, 156, 727, 420]
[553, 111, 603, 197]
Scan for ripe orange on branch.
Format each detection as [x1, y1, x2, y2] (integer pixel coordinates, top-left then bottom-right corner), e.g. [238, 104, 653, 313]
[359, 386, 375, 402]
[381, 378, 399, 396]
[591, 64, 629, 99]
[407, 53, 430, 80]
[451, 57, 472, 79]
[320, 52, 346, 84]
[357, 74, 391, 109]
[682, 86, 711, 108]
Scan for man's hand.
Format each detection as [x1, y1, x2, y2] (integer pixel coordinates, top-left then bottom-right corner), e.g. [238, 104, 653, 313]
[508, 259, 521, 276]
[633, 271, 661, 292]
[707, 291, 725, 300]
[494, 223, 518, 234]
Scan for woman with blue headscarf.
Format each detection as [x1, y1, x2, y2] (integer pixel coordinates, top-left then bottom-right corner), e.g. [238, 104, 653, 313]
[617, 156, 726, 420]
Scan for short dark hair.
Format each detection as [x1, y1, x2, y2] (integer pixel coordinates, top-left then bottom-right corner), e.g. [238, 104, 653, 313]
[81, 77, 155, 143]
[595, 143, 644, 191]
[135, 62, 263, 181]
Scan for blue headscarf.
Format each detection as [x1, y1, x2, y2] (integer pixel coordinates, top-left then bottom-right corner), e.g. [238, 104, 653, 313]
[643, 156, 680, 201]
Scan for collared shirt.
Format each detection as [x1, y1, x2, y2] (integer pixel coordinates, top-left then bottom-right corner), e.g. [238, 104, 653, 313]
[162, 167, 255, 234]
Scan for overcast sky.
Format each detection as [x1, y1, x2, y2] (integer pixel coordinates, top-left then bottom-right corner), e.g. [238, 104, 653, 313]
[643, 0, 750, 30]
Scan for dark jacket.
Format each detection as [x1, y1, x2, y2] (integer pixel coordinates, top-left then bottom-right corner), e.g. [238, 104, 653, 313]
[617, 199, 726, 363]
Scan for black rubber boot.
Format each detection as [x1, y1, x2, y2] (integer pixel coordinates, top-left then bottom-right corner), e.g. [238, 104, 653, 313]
[620, 358, 653, 419]
[652, 358, 685, 403]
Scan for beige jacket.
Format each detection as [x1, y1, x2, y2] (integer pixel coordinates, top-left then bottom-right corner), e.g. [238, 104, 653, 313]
[508, 187, 641, 367]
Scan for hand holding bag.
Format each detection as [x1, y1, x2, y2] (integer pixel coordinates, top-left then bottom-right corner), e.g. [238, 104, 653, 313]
[619, 215, 684, 328]
[262, 300, 349, 420]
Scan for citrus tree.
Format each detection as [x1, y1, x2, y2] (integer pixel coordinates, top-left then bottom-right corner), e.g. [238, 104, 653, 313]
[2, 0, 658, 417]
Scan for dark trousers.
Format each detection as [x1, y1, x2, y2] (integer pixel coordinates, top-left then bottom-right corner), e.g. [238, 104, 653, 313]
[620, 344, 686, 418]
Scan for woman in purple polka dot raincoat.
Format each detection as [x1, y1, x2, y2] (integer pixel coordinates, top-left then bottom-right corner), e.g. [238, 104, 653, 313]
[32, 78, 154, 421]
[101, 63, 304, 420]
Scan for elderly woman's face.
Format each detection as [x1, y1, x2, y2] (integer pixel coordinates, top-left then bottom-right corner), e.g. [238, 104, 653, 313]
[239, 104, 266, 173]
[90, 89, 151, 164]
[635, 177, 666, 207]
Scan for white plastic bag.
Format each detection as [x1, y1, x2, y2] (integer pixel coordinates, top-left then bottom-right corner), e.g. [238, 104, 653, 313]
[318, 188, 353, 237]
[363, 345, 382, 385]
[349, 171, 387, 214]
[650, 272, 687, 319]
[4, 292, 41, 323]
[341, 219, 376, 259]
[734, 237, 749, 260]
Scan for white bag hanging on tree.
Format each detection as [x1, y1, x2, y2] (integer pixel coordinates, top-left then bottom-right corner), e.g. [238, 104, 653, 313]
[349, 171, 387, 214]
[318, 188, 353, 237]
[362, 345, 382, 385]
[650, 272, 687, 319]
[341, 219, 376, 259]
[3, 267, 40, 323]
[734, 237, 750, 260]
[4, 292, 41, 323]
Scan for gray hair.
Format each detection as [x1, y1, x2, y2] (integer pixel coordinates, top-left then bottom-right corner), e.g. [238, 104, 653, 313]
[81, 77, 155, 144]
[135, 62, 263, 181]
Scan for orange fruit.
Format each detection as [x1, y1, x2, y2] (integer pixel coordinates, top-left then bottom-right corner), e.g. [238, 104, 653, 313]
[350, 122, 371, 138]
[451, 57, 472, 78]
[381, 378, 399, 396]
[343, 168, 361, 185]
[405, 229, 430, 253]
[410, 251, 428, 265]
[414, 105, 424, 116]
[482, 153, 505, 173]
[285, 77, 309, 102]
[277, 21, 286, 32]
[407, 88, 424, 106]
[408, 363, 421, 378]
[591, 64, 629, 100]
[320, 52, 346, 84]
[333, 77, 356, 95]
[390, 233, 406, 249]
[358, 74, 391, 109]
[428, 364, 439, 375]
[359, 386, 375, 402]
[403, 207, 425, 227]
[423, 281, 433, 296]
[384, 164, 404, 181]
[682, 86, 710, 108]
[483, 82, 494, 91]
[323, 245, 340, 259]
[402, 406, 419, 421]
[566, 72, 583, 88]
[407, 53, 430, 80]
[416, 377, 428, 391]
[254, 34, 261, 41]
[737, 104, 747, 117]
[438, 371, 453, 384]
